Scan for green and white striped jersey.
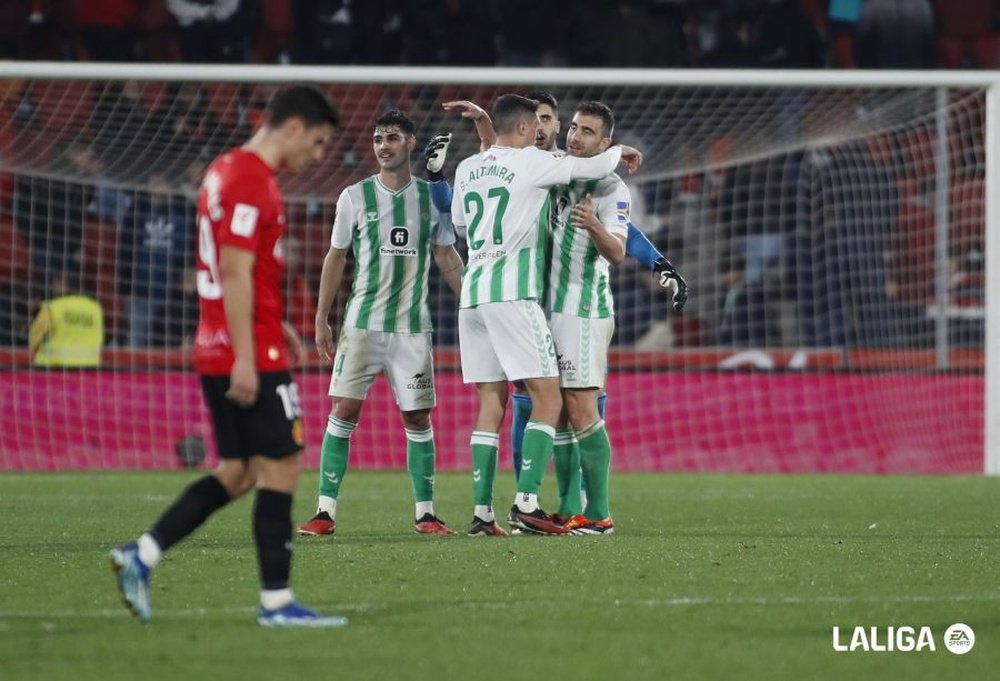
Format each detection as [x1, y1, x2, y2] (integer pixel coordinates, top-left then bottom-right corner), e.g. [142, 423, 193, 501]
[331, 175, 455, 333]
[545, 174, 631, 318]
[451, 144, 622, 309]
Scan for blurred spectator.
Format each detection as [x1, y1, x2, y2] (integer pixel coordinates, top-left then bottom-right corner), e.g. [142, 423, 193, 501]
[933, 0, 1000, 68]
[793, 139, 901, 347]
[0, 0, 33, 59]
[855, 0, 935, 68]
[77, 0, 138, 61]
[826, 0, 860, 68]
[753, 0, 825, 68]
[565, 0, 620, 66]
[611, 261, 670, 346]
[702, 9, 758, 67]
[121, 174, 191, 346]
[255, 0, 295, 62]
[15, 139, 96, 278]
[28, 265, 104, 367]
[0, 273, 45, 347]
[293, 0, 350, 63]
[945, 246, 985, 346]
[162, 266, 199, 345]
[716, 253, 782, 346]
[90, 81, 152, 178]
[54, 142, 132, 225]
[445, 1, 496, 65]
[167, 0, 246, 62]
[138, 0, 181, 61]
[496, 0, 561, 66]
[147, 83, 227, 176]
[398, 0, 443, 64]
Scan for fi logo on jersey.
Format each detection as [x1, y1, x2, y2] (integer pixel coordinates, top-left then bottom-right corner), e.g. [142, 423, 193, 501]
[380, 226, 417, 257]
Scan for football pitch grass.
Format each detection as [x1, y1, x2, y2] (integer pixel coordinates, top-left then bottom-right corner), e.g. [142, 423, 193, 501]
[0, 471, 997, 681]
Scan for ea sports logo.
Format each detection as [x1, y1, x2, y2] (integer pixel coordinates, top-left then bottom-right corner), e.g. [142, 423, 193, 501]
[943, 623, 975, 655]
[390, 227, 409, 246]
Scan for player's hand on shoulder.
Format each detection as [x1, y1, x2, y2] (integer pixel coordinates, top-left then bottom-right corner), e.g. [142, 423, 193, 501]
[226, 357, 260, 407]
[315, 317, 335, 364]
[617, 144, 643, 174]
[423, 132, 452, 181]
[653, 257, 689, 312]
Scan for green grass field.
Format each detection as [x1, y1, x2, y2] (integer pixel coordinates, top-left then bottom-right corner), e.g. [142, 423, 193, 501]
[0, 471, 997, 681]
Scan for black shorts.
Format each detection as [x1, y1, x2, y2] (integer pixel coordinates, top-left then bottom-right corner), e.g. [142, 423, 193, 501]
[200, 370, 305, 460]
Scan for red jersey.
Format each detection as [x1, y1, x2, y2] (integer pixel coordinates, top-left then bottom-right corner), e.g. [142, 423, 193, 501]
[193, 149, 289, 376]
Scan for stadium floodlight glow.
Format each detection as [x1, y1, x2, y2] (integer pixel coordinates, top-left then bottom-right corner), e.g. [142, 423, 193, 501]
[0, 63, 996, 475]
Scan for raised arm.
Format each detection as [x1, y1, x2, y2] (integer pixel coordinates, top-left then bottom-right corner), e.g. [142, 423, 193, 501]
[442, 100, 496, 151]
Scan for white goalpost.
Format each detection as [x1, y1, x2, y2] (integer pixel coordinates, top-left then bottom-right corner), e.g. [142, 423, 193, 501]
[0, 62, 996, 475]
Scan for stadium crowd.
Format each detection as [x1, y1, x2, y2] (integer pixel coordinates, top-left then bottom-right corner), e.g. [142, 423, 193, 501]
[0, 0, 991, 357]
[1, 1, 999, 70]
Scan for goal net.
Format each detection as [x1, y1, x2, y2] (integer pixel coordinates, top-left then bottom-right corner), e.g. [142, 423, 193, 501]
[0, 65, 991, 474]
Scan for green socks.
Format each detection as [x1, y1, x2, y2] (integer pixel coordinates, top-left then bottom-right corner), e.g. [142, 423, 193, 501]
[471, 431, 499, 507]
[553, 430, 583, 518]
[516, 421, 556, 496]
[577, 420, 612, 519]
[405, 427, 436, 503]
[318, 416, 355, 501]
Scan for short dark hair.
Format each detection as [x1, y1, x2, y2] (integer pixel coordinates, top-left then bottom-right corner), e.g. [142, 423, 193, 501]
[373, 109, 416, 136]
[265, 84, 340, 129]
[525, 90, 558, 113]
[575, 101, 615, 138]
[492, 94, 539, 135]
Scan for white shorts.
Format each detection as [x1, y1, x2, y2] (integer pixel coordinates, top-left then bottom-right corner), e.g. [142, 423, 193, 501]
[329, 326, 436, 411]
[549, 311, 614, 389]
[459, 300, 559, 384]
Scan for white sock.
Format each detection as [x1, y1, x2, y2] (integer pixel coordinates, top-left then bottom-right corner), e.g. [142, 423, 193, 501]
[260, 588, 294, 611]
[415, 501, 434, 519]
[474, 505, 494, 522]
[317, 496, 337, 518]
[137, 533, 162, 568]
[515, 492, 538, 513]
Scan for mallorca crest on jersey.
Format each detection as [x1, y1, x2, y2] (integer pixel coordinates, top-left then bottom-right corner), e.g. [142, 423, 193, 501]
[616, 201, 630, 224]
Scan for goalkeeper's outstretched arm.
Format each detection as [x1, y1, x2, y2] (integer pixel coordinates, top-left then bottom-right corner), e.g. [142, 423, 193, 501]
[625, 220, 689, 312]
[626, 221, 663, 269]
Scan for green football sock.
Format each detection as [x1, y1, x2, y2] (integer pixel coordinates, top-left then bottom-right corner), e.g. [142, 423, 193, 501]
[515, 421, 556, 496]
[318, 416, 355, 499]
[577, 420, 612, 519]
[554, 431, 583, 518]
[470, 431, 499, 506]
[406, 427, 436, 503]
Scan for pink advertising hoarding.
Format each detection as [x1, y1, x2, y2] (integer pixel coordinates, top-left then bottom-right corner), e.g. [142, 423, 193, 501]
[3, 370, 983, 473]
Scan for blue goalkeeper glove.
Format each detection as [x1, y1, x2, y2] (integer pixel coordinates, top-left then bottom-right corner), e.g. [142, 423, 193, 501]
[423, 132, 452, 182]
[653, 257, 689, 312]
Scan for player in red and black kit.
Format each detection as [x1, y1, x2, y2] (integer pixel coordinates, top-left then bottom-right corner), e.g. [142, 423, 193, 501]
[111, 85, 344, 628]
